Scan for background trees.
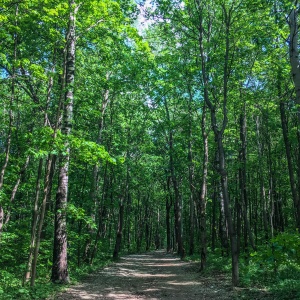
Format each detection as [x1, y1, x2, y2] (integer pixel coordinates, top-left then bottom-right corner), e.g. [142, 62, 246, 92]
[0, 0, 300, 297]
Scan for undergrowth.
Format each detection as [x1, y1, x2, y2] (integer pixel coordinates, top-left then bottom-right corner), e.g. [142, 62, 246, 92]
[0, 253, 112, 300]
[185, 232, 300, 300]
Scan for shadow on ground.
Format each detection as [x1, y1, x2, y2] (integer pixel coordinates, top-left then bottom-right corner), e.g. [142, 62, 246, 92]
[54, 251, 272, 300]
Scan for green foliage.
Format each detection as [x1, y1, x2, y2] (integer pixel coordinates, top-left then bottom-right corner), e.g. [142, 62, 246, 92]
[239, 233, 300, 298]
[250, 232, 300, 272]
[26, 127, 64, 158]
[70, 136, 116, 165]
[67, 203, 97, 229]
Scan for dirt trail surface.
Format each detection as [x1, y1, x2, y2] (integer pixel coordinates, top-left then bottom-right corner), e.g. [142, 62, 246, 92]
[54, 251, 240, 300]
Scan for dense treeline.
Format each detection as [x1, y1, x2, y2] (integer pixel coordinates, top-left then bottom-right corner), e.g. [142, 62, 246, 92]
[0, 0, 300, 298]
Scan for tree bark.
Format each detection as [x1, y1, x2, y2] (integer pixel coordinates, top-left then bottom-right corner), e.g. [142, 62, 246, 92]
[166, 103, 184, 258]
[199, 102, 208, 270]
[255, 115, 269, 240]
[288, 8, 300, 229]
[197, 3, 239, 285]
[238, 102, 256, 253]
[165, 177, 173, 253]
[279, 100, 300, 228]
[186, 83, 195, 255]
[23, 158, 43, 285]
[51, 0, 77, 283]
[0, 4, 18, 235]
[113, 196, 124, 259]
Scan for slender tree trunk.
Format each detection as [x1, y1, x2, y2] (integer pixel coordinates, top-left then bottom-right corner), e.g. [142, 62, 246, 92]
[166, 177, 172, 253]
[280, 101, 300, 228]
[200, 102, 208, 270]
[90, 162, 109, 264]
[31, 155, 57, 286]
[197, 3, 239, 285]
[188, 141, 195, 255]
[145, 201, 151, 251]
[218, 134, 239, 285]
[23, 158, 43, 285]
[288, 8, 300, 229]
[238, 102, 256, 252]
[215, 11, 238, 278]
[113, 196, 124, 259]
[267, 136, 275, 238]
[87, 87, 111, 259]
[186, 84, 195, 255]
[164, 99, 184, 258]
[255, 115, 268, 239]
[4, 156, 30, 226]
[219, 180, 229, 256]
[211, 180, 217, 252]
[51, 0, 77, 283]
[0, 4, 18, 235]
[113, 160, 130, 259]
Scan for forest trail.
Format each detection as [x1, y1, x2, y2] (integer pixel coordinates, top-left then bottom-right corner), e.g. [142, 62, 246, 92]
[54, 250, 242, 300]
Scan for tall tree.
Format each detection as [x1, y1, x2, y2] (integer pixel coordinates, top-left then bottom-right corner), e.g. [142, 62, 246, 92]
[51, 0, 77, 283]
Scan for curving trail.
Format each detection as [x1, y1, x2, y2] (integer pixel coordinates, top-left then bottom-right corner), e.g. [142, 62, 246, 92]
[54, 251, 241, 300]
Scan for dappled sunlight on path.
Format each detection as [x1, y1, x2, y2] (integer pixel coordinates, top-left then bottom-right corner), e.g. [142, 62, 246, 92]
[55, 250, 235, 300]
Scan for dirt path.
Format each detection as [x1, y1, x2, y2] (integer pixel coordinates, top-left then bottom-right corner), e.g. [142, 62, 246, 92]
[54, 251, 242, 300]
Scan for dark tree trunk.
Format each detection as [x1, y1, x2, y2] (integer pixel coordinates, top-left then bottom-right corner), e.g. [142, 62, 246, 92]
[280, 101, 300, 228]
[197, 3, 239, 285]
[187, 84, 195, 255]
[238, 103, 256, 253]
[113, 196, 124, 259]
[0, 5, 17, 235]
[31, 155, 56, 285]
[24, 158, 43, 285]
[166, 177, 173, 253]
[219, 182, 229, 256]
[255, 116, 269, 240]
[211, 181, 217, 252]
[164, 99, 184, 258]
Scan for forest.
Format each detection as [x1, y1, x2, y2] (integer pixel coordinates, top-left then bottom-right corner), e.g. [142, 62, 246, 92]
[0, 0, 300, 299]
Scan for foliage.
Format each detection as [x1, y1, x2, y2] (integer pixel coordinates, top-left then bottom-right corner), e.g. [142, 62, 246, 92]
[1, 0, 300, 297]
[250, 232, 300, 273]
[240, 233, 300, 299]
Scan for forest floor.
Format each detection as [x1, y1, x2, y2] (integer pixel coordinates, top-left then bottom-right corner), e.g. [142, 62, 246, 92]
[52, 250, 273, 300]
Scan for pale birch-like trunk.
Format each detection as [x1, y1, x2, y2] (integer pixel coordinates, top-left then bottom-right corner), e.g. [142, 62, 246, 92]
[51, 0, 77, 283]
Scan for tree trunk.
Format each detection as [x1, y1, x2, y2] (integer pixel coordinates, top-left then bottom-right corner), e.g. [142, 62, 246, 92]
[255, 115, 269, 239]
[199, 102, 208, 270]
[288, 8, 300, 229]
[238, 103, 256, 253]
[24, 158, 43, 285]
[51, 0, 77, 283]
[31, 155, 56, 286]
[0, 4, 18, 235]
[187, 84, 195, 255]
[219, 180, 229, 256]
[164, 99, 184, 258]
[166, 177, 172, 253]
[113, 196, 124, 259]
[4, 156, 30, 226]
[197, 3, 239, 285]
[87, 87, 111, 260]
[280, 100, 300, 228]
[211, 180, 217, 252]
